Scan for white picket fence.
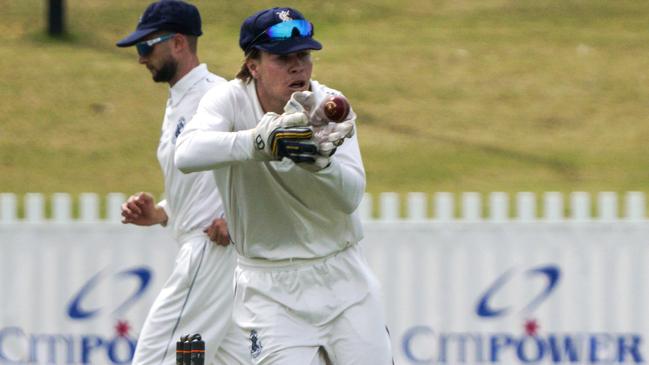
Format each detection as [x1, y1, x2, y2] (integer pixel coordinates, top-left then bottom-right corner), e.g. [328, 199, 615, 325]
[2, 191, 649, 364]
[0, 191, 646, 222]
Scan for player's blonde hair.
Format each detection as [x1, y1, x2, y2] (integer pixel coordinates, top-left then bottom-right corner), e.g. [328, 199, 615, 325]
[236, 48, 260, 83]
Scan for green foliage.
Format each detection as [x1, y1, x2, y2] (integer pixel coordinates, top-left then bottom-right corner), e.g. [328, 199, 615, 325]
[2, 0, 649, 196]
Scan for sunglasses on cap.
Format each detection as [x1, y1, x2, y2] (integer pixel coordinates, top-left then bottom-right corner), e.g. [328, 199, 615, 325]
[247, 20, 314, 52]
[136, 33, 176, 57]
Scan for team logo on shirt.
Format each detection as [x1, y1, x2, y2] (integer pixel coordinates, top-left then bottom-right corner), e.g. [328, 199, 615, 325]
[249, 329, 263, 359]
[173, 117, 186, 143]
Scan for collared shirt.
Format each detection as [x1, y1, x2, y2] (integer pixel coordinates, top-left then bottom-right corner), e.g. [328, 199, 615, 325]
[175, 79, 365, 260]
[157, 64, 227, 243]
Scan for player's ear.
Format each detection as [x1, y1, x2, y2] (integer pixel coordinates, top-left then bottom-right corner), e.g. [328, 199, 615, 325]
[246, 59, 259, 79]
[172, 34, 186, 53]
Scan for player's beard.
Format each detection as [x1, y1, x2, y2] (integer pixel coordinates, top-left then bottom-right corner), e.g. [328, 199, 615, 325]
[152, 58, 177, 83]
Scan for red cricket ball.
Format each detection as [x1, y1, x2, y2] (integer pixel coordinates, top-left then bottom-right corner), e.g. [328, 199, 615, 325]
[323, 95, 350, 123]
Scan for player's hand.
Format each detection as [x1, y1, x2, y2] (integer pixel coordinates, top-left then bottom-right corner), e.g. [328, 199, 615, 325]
[121, 192, 168, 226]
[284, 91, 316, 115]
[251, 111, 310, 160]
[203, 218, 231, 246]
[319, 120, 354, 147]
[294, 122, 354, 172]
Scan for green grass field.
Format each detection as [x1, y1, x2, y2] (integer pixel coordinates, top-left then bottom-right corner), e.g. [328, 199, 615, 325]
[2, 0, 649, 201]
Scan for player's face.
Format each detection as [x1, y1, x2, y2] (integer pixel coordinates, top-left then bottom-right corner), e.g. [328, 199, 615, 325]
[137, 33, 178, 83]
[250, 50, 313, 113]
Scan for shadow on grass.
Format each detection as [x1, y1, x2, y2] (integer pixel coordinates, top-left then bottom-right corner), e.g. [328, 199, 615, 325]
[367, 115, 579, 179]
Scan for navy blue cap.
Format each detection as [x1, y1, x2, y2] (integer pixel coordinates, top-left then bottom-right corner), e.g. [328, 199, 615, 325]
[239, 7, 322, 55]
[116, 0, 202, 47]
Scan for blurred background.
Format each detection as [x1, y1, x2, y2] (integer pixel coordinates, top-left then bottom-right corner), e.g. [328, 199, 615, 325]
[2, 0, 649, 206]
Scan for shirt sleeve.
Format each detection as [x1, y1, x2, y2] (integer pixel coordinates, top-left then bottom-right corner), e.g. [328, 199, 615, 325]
[175, 86, 256, 173]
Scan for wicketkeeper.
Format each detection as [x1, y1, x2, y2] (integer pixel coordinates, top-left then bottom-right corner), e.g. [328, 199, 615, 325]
[175, 7, 394, 364]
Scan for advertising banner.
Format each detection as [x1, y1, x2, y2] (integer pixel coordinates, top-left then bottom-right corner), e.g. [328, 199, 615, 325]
[0, 224, 176, 364]
[363, 222, 649, 365]
[1, 221, 648, 364]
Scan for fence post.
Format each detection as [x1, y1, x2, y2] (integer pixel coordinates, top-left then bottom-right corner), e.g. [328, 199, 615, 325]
[107, 193, 126, 223]
[52, 193, 72, 222]
[0, 193, 17, 222]
[25, 193, 45, 222]
[489, 192, 508, 222]
[625, 191, 646, 220]
[80, 193, 99, 222]
[379, 192, 400, 221]
[543, 192, 563, 221]
[406, 192, 427, 220]
[597, 192, 618, 221]
[516, 192, 536, 221]
[434, 192, 454, 221]
[461, 192, 482, 221]
[571, 192, 591, 221]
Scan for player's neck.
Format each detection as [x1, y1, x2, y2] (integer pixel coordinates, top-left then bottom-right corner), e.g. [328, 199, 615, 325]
[168, 56, 200, 87]
[254, 83, 284, 114]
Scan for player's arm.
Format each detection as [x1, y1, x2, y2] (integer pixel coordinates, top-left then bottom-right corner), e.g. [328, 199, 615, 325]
[121, 192, 168, 226]
[175, 86, 311, 173]
[299, 118, 365, 214]
[175, 87, 252, 172]
[280, 91, 365, 213]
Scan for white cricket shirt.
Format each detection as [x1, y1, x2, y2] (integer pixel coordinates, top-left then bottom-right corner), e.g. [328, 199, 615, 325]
[157, 64, 227, 243]
[175, 79, 365, 259]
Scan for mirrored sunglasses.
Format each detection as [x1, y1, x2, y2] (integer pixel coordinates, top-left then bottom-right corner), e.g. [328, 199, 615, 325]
[136, 33, 176, 57]
[265, 20, 313, 40]
[247, 20, 314, 52]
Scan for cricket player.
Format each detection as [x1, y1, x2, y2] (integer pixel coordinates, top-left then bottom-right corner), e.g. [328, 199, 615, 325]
[175, 7, 394, 364]
[115, 1, 248, 364]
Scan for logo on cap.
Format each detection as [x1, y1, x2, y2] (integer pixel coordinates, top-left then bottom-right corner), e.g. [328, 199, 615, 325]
[277, 10, 293, 22]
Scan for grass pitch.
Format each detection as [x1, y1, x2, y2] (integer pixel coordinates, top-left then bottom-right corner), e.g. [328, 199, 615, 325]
[2, 1, 649, 201]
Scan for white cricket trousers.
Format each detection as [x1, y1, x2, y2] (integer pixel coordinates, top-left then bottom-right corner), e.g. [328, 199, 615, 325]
[233, 243, 394, 364]
[132, 232, 249, 365]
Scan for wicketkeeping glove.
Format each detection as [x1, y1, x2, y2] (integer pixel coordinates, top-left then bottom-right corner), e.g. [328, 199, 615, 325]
[284, 91, 316, 115]
[251, 112, 310, 160]
[283, 91, 356, 171]
[313, 120, 354, 146]
[274, 136, 318, 163]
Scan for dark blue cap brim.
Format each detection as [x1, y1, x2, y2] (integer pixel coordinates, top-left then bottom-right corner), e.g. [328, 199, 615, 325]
[116, 27, 159, 47]
[254, 37, 322, 55]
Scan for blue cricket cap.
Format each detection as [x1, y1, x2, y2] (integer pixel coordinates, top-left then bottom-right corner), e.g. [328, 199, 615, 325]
[116, 0, 202, 47]
[239, 7, 322, 55]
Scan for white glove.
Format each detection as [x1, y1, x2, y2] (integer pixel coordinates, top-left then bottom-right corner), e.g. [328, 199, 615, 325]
[281, 91, 355, 171]
[251, 111, 309, 160]
[284, 91, 317, 114]
[326, 120, 354, 145]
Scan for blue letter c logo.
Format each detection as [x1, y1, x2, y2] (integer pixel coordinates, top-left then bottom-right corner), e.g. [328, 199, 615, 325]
[476, 264, 560, 318]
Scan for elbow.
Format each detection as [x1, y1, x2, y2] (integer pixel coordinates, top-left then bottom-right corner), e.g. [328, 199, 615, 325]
[324, 163, 365, 214]
[337, 180, 366, 214]
[174, 145, 195, 174]
[174, 155, 192, 174]
[344, 187, 365, 214]
[341, 202, 359, 215]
